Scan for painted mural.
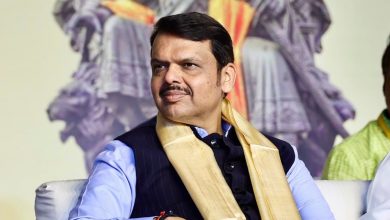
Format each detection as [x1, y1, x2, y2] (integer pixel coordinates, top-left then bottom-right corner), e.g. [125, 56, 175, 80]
[48, 0, 355, 177]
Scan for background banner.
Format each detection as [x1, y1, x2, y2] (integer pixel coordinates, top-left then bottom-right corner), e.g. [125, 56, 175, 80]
[48, 0, 355, 177]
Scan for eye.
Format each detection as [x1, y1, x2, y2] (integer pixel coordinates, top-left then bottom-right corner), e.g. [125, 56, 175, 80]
[183, 63, 197, 70]
[152, 64, 167, 75]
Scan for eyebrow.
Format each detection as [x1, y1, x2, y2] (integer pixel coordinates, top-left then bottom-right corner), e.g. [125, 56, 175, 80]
[151, 56, 201, 64]
[179, 57, 201, 64]
[150, 59, 169, 66]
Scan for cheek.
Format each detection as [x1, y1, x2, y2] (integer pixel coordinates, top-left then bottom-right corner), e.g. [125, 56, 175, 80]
[201, 80, 220, 98]
[198, 79, 212, 90]
[384, 80, 390, 97]
[186, 73, 220, 97]
[150, 79, 160, 96]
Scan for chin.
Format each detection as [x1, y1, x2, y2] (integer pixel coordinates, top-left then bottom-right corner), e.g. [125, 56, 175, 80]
[161, 109, 190, 124]
[165, 112, 185, 121]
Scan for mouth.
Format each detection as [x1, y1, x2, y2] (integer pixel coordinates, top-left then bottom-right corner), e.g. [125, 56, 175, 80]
[159, 85, 191, 103]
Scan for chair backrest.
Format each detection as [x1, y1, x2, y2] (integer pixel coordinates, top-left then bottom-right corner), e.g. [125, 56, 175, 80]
[316, 180, 370, 220]
[35, 179, 86, 220]
[35, 179, 370, 220]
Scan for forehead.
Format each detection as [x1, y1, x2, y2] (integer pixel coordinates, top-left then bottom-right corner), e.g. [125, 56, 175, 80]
[151, 33, 214, 60]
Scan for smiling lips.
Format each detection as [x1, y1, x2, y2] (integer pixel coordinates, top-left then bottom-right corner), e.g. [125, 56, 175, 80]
[159, 84, 192, 103]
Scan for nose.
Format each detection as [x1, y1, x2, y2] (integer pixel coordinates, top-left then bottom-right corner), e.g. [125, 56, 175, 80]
[164, 65, 181, 84]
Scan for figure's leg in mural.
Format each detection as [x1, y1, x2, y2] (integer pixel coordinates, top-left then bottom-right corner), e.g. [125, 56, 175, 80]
[97, 15, 157, 131]
[242, 37, 310, 143]
[290, 65, 354, 177]
[98, 15, 153, 98]
[242, 37, 276, 130]
[298, 129, 336, 177]
[246, 0, 354, 177]
[297, 92, 339, 176]
[298, 139, 328, 178]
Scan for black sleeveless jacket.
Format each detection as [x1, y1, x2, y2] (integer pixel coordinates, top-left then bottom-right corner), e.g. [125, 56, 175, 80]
[116, 117, 295, 220]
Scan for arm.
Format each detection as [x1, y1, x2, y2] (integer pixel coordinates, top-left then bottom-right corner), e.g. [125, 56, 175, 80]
[69, 140, 153, 220]
[360, 153, 390, 220]
[287, 146, 335, 220]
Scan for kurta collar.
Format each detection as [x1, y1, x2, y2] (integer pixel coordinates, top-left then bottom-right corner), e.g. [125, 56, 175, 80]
[377, 110, 390, 139]
[193, 120, 232, 138]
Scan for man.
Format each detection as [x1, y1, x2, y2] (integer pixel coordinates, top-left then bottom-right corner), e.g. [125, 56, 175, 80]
[70, 12, 333, 220]
[323, 41, 390, 180]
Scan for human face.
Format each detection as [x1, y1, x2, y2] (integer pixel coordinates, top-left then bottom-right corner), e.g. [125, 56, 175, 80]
[384, 74, 390, 114]
[150, 33, 235, 132]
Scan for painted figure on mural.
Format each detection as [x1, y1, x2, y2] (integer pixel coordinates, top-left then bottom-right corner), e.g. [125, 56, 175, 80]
[296, 0, 355, 176]
[49, 0, 207, 171]
[49, 0, 354, 176]
[289, 0, 355, 175]
[241, 0, 355, 175]
[47, 63, 124, 172]
[50, 0, 123, 172]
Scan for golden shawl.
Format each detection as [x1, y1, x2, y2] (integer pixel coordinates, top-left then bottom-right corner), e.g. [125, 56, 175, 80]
[156, 99, 300, 220]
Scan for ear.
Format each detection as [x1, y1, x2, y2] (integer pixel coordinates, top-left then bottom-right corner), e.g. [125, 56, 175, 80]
[220, 63, 237, 94]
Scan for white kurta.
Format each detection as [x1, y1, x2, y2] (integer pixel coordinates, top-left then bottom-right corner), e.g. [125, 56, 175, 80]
[361, 153, 390, 219]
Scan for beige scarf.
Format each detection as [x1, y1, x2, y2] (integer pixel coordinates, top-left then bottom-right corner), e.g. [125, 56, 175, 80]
[156, 99, 300, 220]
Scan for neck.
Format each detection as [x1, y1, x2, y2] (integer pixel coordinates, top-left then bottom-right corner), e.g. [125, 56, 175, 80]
[169, 114, 223, 135]
[198, 116, 223, 135]
[200, 104, 224, 135]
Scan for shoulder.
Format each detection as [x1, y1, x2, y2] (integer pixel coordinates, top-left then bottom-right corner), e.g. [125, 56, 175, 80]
[322, 120, 381, 180]
[327, 120, 381, 164]
[337, 120, 379, 148]
[263, 134, 296, 174]
[115, 117, 157, 144]
[94, 140, 136, 171]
